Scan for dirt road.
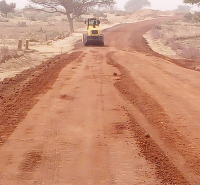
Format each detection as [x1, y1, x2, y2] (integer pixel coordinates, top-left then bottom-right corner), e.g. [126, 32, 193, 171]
[0, 18, 200, 184]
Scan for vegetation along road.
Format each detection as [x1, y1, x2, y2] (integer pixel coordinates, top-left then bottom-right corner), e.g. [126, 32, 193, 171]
[0, 17, 200, 185]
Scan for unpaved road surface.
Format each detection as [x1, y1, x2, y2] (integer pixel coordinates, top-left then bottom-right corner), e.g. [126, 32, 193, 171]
[0, 17, 200, 185]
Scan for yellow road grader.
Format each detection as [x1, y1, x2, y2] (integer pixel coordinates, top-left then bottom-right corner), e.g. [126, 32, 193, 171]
[82, 18, 104, 46]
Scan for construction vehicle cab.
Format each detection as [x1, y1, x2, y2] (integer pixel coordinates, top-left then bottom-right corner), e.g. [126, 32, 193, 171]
[83, 18, 104, 46]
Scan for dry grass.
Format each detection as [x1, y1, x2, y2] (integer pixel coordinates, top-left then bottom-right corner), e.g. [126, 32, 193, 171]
[162, 22, 200, 41]
[180, 47, 200, 59]
[167, 39, 184, 50]
[0, 47, 23, 64]
[151, 29, 162, 39]
[0, 12, 84, 50]
[148, 20, 200, 59]
[1, 46, 9, 55]
[0, 46, 9, 61]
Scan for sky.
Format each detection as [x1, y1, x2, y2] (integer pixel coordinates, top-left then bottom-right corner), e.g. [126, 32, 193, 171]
[115, 0, 184, 10]
[5, 0, 186, 11]
[6, 0, 28, 8]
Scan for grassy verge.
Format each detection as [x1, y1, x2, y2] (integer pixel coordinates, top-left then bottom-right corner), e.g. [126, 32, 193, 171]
[146, 20, 200, 60]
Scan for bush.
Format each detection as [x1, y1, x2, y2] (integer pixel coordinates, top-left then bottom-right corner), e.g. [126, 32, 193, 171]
[75, 16, 85, 22]
[184, 12, 200, 22]
[51, 31, 60, 36]
[29, 37, 39, 42]
[180, 47, 200, 59]
[193, 12, 200, 22]
[7, 12, 14, 18]
[17, 21, 27, 27]
[62, 18, 68, 22]
[167, 39, 184, 50]
[29, 15, 38, 21]
[1, 46, 9, 56]
[93, 11, 107, 18]
[100, 18, 110, 24]
[0, 46, 9, 62]
[176, 5, 191, 13]
[0, 18, 9, 22]
[165, 21, 175, 25]
[151, 28, 162, 39]
[24, 11, 52, 22]
[184, 13, 193, 22]
[154, 24, 162, 30]
[14, 12, 23, 17]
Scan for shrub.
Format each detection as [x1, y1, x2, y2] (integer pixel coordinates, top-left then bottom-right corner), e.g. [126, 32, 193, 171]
[0, 46, 9, 62]
[1, 46, 9, 56]
[180, 47, 200, 59]
[170, 42, 184, 50]
[7, 12, 14, 18]
[17, 21, 27, 27]
[167, 39, 184, 50]
[93, 11, 107, 18]
[154, 24, 162, 30]
[24, 11, 52, 22]
[14, 12, 23, 17]
[184, 13, 193, 22]
[166, 26, 174, 32]
[62, 18, 68, 22]
[151, 28, 162, 39]
[29, 37, 39, 42]
[184, 12, 200, 22]
[100, 18, 110, 24]
[75, 16, 85, 22]
[36, 13, 50, 22]
[29, 15, 38, 21]
[176, 5, 191, 13]
[165, 21, 175, 25]
[0, 18, 9, 22]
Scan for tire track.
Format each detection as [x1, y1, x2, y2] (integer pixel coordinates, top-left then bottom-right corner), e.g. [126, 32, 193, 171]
[0, 51, 82, 148]
[106, 51, 190, 184]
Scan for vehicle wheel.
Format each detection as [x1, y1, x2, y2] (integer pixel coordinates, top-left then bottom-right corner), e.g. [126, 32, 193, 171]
[100, 42, 104, 46]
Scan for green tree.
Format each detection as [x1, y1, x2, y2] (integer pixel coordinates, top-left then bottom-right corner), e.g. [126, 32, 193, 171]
[0, 0, 16, 17]
[184, 0, 200, 6]
[124, 0, 151, 12]
[28, 0, 114, 32]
